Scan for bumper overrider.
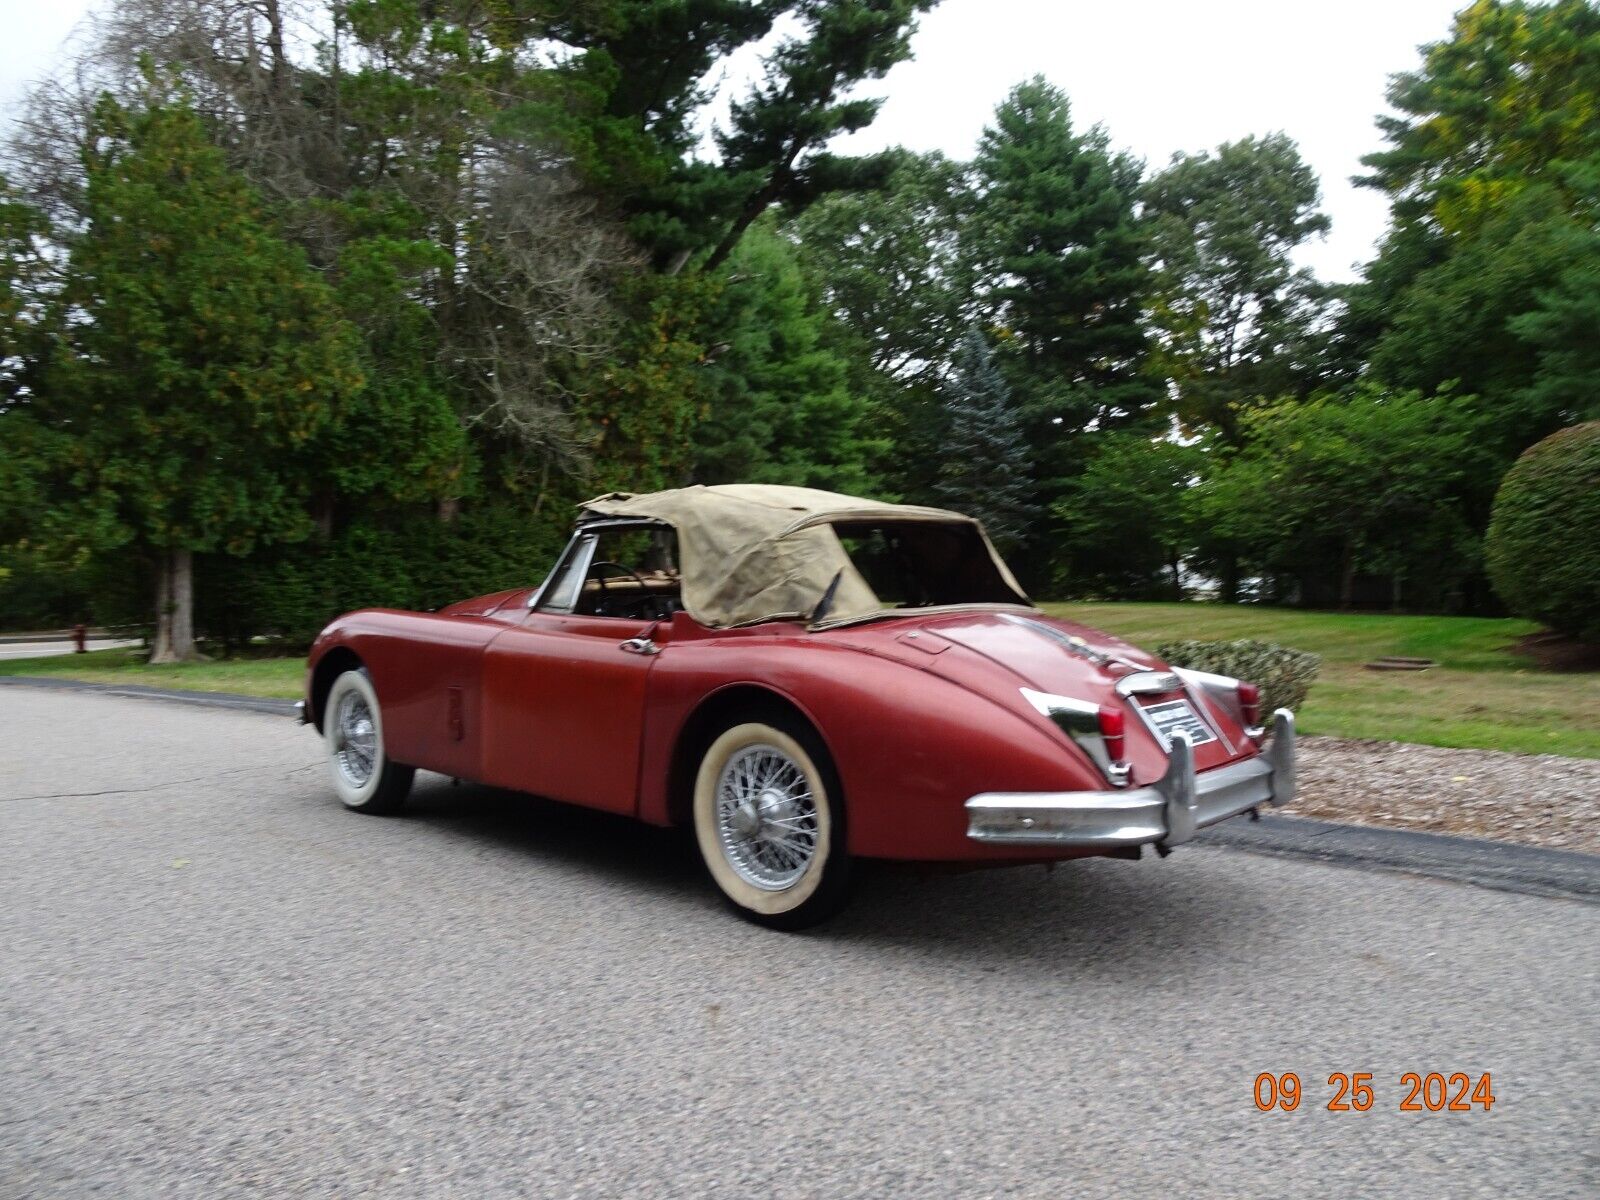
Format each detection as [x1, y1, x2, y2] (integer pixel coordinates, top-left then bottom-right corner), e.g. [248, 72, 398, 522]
[965, 708, 1297, 852]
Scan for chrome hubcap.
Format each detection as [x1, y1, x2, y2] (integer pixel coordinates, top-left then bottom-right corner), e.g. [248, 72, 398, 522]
[334, 690, 377, 787]
[715, 744, 819, 891]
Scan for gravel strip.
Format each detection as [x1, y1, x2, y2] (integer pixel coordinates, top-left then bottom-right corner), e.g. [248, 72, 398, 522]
[1288, 735, 1600, 854]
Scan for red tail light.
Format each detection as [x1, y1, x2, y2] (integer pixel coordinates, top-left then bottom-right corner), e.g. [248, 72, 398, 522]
[1238, 681, 1262, 729]
[1097, 705, 1126, 763]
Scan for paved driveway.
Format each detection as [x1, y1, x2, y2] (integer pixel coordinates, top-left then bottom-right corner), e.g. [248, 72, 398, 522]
[2, 689, 1595, 1198]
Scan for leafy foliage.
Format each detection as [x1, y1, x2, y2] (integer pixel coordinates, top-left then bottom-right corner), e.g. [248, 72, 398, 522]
[1484, 421, 1600, 641]
[1198, 388, 1492, 609]
[1142, 134, 1333, 443]
[1360, 0, 1600, 232]
[1053, 434, 1203, 599]
[196, 501, 572, 649]
[1153, 639, 1322, 714]
[6, 0, 1600, 644]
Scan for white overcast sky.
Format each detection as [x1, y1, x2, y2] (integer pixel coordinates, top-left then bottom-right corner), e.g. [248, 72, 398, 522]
[0, 0, 1466, 281]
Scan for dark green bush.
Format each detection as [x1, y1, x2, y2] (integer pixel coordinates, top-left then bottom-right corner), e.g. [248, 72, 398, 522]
[196, 501, 571, 650]
[1485, 421, 1600, 642]
[1154, 639, 1322, 714]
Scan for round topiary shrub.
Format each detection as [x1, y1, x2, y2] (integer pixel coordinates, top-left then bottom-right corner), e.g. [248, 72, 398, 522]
[1485, 420, 1600, 642]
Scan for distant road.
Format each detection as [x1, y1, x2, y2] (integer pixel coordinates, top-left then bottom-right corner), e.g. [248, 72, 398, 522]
[2, 689, 1596, 1198]
[0, 637, 140, 660]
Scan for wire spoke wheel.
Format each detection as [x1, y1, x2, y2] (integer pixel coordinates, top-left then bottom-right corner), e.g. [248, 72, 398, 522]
[333, 688, 378, 788]
[714, 743, 821, 890]
[322, 668, 413, 815]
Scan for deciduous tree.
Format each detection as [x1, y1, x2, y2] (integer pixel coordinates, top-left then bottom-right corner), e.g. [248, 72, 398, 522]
[1142, 133, 1332, 444]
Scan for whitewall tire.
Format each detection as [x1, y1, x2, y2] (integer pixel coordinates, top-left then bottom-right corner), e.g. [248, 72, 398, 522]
[693, 717, 851, 929]
[324, 668, 414, 815]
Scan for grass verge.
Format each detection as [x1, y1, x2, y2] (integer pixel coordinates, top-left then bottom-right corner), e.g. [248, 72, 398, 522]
[1043, 602, 1599, 759]
[0, 647, 305, 700]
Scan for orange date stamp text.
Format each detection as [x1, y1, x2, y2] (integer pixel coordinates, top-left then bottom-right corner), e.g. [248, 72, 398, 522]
[1252, 1072, 1495, 1113]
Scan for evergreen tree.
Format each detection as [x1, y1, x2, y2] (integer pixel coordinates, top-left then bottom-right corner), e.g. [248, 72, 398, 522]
[933, 329, 1034, 549]
[968, 79, 1158, 434]
[694, 222, 885, 494]
[41, 91, 363, 661]
[966, 78, 1159, 578]
[530, 0, 939, 271]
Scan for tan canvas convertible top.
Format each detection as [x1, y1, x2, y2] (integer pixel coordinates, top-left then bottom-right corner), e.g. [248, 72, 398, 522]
[579, 483, 1031, 629]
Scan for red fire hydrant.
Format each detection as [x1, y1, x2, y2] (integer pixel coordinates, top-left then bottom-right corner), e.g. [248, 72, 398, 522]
[72, 623, 88, 654]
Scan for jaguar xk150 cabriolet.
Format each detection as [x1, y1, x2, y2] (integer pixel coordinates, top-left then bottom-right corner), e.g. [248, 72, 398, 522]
[301, 484, 1295, 928]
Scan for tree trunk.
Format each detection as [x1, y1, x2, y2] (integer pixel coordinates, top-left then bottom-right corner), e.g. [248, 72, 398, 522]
[1338, 541, 1356, 611]
[1219, 551, 1239, 604]
[1169, 549, 1183, 600]
[149, 548, 198, 663]
[262, 0, 290, 97]
[313, 488, 335, 540]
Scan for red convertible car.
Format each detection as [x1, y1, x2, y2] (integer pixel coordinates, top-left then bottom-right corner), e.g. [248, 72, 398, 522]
[301, 485, 1295, 928]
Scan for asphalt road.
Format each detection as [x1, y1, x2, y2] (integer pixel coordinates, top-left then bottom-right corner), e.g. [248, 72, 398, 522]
[2, 690, 1596, 1198]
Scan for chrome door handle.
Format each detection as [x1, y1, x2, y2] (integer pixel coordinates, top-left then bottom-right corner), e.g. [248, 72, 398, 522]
[619, 637, 659, 656]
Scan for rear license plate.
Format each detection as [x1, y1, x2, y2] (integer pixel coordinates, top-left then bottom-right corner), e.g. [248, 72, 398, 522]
[1142, 699, 1218, 749]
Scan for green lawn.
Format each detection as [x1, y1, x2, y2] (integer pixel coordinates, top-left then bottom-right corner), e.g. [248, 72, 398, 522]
[6, 605, 1596, 757]
[1, 647, 305, 700]
[1042, 602, 1599, 759]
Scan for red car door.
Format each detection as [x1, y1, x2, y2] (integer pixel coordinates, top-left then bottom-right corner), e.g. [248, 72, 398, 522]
[478, 611, 663, 815]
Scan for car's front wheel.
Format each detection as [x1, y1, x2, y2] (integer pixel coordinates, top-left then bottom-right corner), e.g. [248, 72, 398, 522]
[692, 716, 851, 930]
[323, 668, 414, 815]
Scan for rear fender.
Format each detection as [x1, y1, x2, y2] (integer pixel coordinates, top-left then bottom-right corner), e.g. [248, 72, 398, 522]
[642, 641, 1103, 860]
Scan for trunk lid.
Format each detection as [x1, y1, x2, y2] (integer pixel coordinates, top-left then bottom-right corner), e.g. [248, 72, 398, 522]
[823, 609, 1255, 785]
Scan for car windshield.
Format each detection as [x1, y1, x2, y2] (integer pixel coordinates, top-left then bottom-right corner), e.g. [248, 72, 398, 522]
[828, 519, 1025, 614]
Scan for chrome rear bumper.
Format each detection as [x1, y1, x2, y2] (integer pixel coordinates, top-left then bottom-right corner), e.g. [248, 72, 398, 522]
[965, 708, 1296, 851]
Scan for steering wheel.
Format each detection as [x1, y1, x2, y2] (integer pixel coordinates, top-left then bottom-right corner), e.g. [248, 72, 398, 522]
[588, 561, 664, 619]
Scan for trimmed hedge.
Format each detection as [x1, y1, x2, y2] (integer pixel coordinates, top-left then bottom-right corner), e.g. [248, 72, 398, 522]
[1485, 420, 1600, 642]
[196, 503, 572, 650]
[1154, 638, 1322, 714]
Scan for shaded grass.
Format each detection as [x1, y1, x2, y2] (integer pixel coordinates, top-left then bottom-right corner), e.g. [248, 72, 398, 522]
[1, 647, 305, 699]
[1042, 602, 1599, 759]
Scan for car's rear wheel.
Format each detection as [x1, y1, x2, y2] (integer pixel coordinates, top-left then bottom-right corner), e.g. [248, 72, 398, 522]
[324, 668, 414, 815]
[692, 716, 851, 930]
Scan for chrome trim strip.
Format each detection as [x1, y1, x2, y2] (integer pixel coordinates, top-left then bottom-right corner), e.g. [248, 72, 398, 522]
[1115, 670, 1182, 696]
[528, 519, 668, 611]
[528, 531, 599, 612]
[965, 714, 1297, 849]
[1173, 667, 1244, 754]
[1019, 687, 1118, 783]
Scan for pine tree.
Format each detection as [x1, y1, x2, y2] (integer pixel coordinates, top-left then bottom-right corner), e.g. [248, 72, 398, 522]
[934, 329, 1035, 549]
[968, 78, 1159, 442]
[693, 222, 886, 494]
